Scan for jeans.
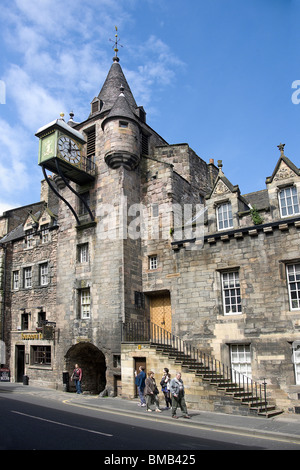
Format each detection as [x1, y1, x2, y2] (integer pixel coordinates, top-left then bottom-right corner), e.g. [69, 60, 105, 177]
[75, 380, 82, 394]
[138, 387, 146, 404]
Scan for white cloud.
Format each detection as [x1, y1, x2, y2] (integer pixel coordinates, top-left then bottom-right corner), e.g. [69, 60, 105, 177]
[0, 119, 32, 195]
[0, 202, 17, 216]
[125, 35, 185, 107]
[5, 65, 65, 131]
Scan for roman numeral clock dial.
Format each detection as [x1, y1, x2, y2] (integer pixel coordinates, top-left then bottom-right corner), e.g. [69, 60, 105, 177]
[58, 135, 81, 164]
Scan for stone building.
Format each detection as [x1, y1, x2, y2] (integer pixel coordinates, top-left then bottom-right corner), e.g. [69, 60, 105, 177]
[0, 180, 58, 385]
[1, 49, 300, 413]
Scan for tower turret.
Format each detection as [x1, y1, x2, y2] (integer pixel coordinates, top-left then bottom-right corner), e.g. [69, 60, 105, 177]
[101, 85, 141, 170]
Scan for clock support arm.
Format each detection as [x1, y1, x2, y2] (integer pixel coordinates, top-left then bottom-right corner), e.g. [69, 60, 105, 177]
[54, 159, 95, 222]
[42, 165, 81, 225]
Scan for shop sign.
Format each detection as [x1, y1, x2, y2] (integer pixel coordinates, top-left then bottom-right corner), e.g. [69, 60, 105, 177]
[21, 333, 42, 340]
[0, 368, 10, 381]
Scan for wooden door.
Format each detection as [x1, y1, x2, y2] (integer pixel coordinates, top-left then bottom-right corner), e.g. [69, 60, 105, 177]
[150, 293, 172, 333]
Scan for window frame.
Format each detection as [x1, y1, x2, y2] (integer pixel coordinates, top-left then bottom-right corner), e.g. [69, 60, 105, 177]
[292, 341, 300, 385]
[13, 270, 19, 290]
[78, 191, 90, 216]
[216, 202, 233, 231]
[41, 225, 50, 244]
[149, 255, 158, 270]
[286, 263, 300, 310]
[31, 345, 51, 366]
[221, 270, 242, 315]
[78, 243, 89, 263]
[39, 262, 49, 286]
[230, 344, 252, 382]
[25, 230, 34, 249]
[21, 313, 29, 330]
[80, 288, 91, 319]
[279, 186, 300, 218]
[23, 266, 32, 289]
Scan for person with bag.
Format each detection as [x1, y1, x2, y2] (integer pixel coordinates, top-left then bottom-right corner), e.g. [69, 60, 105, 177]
[160, 367, 172, 409]
[71, 363, 82, 394]
[169, 372, 190, 419]
[144, 371, 161, 412]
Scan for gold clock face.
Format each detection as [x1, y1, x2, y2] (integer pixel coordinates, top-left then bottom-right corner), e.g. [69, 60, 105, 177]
[57, 136, 81, 164]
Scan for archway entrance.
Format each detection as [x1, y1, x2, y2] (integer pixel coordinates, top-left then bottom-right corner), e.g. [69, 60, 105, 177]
[65, 343, 106, 394]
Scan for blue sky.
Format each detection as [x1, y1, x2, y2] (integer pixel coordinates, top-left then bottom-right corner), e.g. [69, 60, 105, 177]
[0, 0, 300, 214]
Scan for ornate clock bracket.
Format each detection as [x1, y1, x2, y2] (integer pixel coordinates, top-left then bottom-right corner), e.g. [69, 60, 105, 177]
[36, 116, 96, 226]
[42, 160, 95, 226]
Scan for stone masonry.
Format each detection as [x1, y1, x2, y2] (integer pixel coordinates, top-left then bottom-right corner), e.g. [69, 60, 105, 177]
[1, 54, 300, 415]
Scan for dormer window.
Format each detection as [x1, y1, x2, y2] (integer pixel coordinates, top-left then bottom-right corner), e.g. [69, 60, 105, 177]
[25, 230, 34, 248]
[217, 202, 233, 231]
[91, 98, 102, 114]
[41, 225, 50, 243]
[86, 126, 96, 172]
[279, 186, 299, 218]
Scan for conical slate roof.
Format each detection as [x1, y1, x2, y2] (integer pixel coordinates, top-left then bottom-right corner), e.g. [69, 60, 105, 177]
[98, 59, 137, 115]
[102, 88, 139, 128]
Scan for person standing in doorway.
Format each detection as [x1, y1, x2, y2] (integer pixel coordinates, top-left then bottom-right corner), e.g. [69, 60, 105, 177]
[170, 372, 190, 419]
[135, 366, 146, 407]
[71, 364, 82, 394]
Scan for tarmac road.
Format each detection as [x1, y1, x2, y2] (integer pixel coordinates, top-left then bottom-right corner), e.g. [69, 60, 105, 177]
[0, 383, 300, 453]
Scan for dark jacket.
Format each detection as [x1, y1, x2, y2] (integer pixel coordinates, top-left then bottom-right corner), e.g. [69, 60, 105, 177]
[135, 370, 146, 389]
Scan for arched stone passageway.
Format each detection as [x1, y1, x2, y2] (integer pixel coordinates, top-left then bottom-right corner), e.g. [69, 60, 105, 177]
[65, 342, 106, 394]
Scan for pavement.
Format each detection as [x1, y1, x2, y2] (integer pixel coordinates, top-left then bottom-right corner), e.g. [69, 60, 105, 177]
[1, 382, 300, 445]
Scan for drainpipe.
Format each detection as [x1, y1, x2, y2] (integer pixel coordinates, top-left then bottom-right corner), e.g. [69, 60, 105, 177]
[0, 243, 7, 364]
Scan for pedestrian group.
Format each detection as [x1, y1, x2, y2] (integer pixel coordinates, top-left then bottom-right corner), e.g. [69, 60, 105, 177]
[135, 366, 190, 419]
[70, 363, 191, 419]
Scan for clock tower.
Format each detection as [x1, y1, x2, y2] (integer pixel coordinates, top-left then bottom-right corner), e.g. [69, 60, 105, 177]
[36, 37, 168, 395]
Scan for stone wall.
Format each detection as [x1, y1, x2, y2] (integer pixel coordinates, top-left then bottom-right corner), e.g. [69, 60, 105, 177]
[4, 226, 58, 385]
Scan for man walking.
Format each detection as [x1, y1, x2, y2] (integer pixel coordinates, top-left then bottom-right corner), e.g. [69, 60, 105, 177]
[170, 372, 190, 419]
[71, 363, 82, 394]
[135, 366, 146, 406]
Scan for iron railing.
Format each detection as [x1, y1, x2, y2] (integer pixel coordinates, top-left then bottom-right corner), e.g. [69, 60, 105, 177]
[122, 321, 269, 414]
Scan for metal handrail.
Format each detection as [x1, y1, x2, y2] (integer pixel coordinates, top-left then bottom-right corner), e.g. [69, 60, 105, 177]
[122, 320, 268, 413]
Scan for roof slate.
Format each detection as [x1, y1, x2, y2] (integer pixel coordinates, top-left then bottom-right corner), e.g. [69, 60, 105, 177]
[98, 61, 137, 115]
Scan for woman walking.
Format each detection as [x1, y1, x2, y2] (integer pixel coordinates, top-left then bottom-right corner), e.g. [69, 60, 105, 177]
[160, 367, 172, 409]
[144, 371, 161, 412]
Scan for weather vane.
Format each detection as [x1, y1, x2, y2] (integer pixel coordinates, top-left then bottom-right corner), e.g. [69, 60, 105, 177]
[110, 26, 123, 61]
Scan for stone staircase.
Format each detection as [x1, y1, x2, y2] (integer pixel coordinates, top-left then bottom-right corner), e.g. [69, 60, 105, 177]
[150, 342, 283, 418]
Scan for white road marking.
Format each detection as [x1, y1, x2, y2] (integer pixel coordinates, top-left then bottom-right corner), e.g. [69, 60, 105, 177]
[11, 410, 113, 437]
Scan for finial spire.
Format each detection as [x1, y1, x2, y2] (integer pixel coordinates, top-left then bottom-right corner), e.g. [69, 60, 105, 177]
[110, 26, 123, 62]
[217, 160, 224, 175]
[277, 143, 285, 156]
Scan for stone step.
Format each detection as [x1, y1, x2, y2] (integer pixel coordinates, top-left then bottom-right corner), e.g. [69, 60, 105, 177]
[257, 409, 284, 418]
[229, 391, 253, 398]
